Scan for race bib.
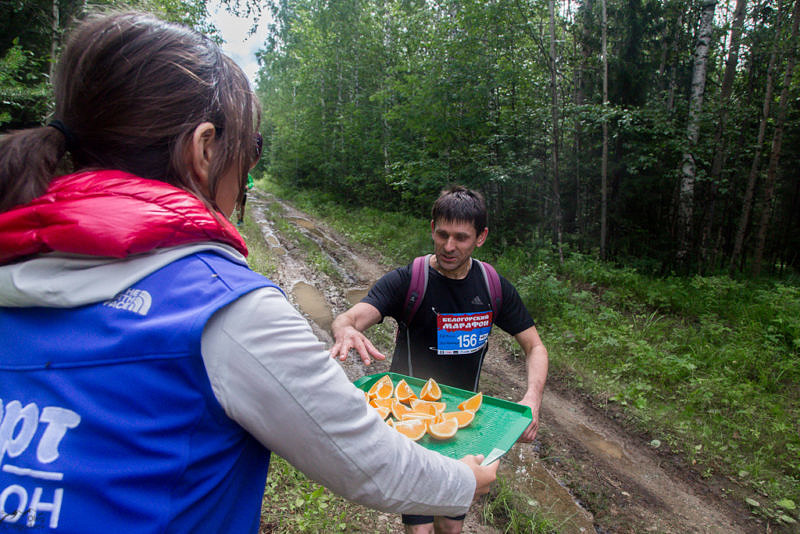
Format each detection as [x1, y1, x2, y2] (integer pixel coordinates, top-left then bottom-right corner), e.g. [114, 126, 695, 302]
[436, 311, 493, 355]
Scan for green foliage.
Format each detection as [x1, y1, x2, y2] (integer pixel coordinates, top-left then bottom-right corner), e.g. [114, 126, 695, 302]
[0, 0, 230, 131]
[481, 476, 559, 534]
[134, 0, 218, 35]
[255, 0, 800, 273]
[258, 0, 562, 242]
[527, 250, 800, 517]
[260, 456, 390, 533]
[238, 207, 278, 278]
[0, 39, 49, 128]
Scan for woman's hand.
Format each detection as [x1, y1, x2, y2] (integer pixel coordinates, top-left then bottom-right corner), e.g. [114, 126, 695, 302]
[458, 454, 498, 499]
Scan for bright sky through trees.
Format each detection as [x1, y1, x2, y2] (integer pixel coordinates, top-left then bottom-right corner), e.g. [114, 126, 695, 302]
[208, 1, 270, 84]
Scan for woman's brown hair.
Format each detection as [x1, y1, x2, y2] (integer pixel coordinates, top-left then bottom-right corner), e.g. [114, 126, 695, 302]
[0, 11, 260, 213]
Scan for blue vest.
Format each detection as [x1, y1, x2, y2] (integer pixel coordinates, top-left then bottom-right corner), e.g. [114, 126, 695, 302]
[0, 252, 278, 533]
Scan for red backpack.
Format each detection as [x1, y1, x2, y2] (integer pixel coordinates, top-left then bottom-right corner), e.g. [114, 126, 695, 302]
[402, 254, 503, 325]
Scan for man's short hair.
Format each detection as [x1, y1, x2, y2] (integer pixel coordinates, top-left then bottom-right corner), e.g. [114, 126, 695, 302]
[431, 185, 487, 235]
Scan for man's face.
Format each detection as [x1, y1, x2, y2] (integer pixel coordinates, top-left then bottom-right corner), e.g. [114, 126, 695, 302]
[430, 218, 488, 277]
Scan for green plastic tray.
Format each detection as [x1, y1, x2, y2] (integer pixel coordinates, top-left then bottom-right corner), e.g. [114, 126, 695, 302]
[353, 372, 531, 465]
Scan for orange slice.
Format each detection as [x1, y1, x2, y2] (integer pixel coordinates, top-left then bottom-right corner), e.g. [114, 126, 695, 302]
[394, 379, 417, 403]
[394, 420, 426, 441]
[407, 401, 436, 416]
[391, 399, 412, 419]
[372, 406, 391, 419]
[410, 399, 446, 414]
[428, 418, 458, 440]
[386, 418, 395, 427]
[458, 392, 482, 412]
[400, 412, 436, 429]
[442, 410, 474, 428]
[368, 375, 394, 400]
[420, 377, 442, 401]
[370, 397, 394, 409]
[401, 412, 437, 421]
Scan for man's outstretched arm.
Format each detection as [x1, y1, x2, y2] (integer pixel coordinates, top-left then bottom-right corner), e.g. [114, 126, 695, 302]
[514, 325, 549, 442]
[330, 302, 387, 365]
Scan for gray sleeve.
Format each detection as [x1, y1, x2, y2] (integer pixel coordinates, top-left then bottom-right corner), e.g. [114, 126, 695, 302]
[200, 286, 475, 515]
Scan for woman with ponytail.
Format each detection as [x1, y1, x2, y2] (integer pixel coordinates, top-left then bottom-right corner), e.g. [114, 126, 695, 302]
[0, 12, 495, 533]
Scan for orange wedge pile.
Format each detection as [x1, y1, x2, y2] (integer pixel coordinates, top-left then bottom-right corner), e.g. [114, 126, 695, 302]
[364, 376, 481, 441]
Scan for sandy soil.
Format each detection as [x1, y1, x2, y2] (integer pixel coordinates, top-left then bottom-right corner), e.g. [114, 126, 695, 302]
[247, 190, 767, 533]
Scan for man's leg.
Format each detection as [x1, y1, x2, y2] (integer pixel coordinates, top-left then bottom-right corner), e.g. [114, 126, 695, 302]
[402, 514, 434, 534]
[433, 515, 465, 534]
[236, 193, 247, 225]
[404, 523, 434, 534]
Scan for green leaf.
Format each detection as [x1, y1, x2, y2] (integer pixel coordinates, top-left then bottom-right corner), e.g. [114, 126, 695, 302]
[777, 499, 796, 510]
[745, 498, 761, 507]
[778, 515, 797, 524]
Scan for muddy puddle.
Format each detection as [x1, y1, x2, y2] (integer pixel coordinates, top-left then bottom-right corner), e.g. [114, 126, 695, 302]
[288, 216, 338, 251]
[576, 424, 630, 464]
[296, 282, 370, 327]
[345, 287, 370, 305]
[265, 234, 282, 250]
[291, 281, 333, 334]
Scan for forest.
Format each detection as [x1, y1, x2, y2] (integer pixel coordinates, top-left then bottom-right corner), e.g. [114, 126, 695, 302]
[254, 0, 800, 277]
[3, 0, 799, 276]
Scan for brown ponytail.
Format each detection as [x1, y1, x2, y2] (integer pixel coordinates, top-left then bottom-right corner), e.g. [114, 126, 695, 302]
[0, 11, 260, 214]
[0, 126, 70, 212]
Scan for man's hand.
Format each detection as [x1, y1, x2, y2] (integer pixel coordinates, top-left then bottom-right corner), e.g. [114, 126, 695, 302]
[458, 454, 498, 499]
[329, 325, 386, 365]
[330, 303, 386, 365]
[516, 394, 541, 442]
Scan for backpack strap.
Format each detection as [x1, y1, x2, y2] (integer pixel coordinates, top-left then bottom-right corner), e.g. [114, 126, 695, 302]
[476, 260, 503, 318]
[403, 254, 431, 325]
[404, 255, 503, 324]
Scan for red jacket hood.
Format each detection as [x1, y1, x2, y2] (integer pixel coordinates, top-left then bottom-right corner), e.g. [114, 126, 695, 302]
[0, 170, 248, 264]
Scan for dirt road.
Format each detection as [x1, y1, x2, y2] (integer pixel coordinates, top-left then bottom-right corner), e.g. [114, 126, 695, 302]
[247, 190, 764, 533]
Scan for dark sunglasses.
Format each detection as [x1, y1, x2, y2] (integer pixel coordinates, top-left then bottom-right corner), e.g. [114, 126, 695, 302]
[254, 132, 263, 163]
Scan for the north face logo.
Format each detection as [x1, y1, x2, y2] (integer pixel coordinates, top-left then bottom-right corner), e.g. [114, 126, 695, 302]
[103, 288, 152, 316]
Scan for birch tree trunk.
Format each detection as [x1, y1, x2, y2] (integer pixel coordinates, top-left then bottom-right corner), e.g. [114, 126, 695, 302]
[729, 0, 783, 273]
[676, 0, 717, 266]
[752, 0, 800, 276]
[699, 0, 748, 270]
